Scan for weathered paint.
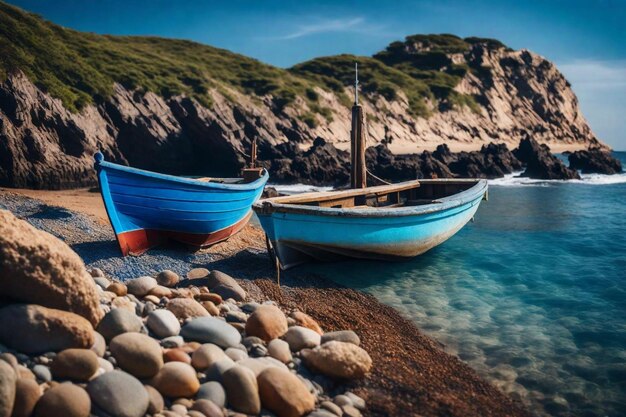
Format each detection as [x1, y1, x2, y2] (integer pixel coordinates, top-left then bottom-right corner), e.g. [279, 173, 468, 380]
[94, 153, 267, 256]
[255, 179, 487, 269]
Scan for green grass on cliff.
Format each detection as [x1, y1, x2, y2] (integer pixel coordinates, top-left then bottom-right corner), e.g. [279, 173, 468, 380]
[0, 1, 506, 116]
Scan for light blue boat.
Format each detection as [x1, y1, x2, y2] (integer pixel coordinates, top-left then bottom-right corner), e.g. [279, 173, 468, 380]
[94, 153, 268, 256]
[253, 179, 488, 269]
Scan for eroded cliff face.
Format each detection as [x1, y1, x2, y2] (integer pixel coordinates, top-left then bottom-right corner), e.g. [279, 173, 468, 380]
[0, 42, 602, 189]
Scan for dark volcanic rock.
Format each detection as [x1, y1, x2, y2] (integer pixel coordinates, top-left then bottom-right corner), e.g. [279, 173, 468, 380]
[365, 144, 453, 182]
[568, 148, 622, 174]
[433, 143, 523, 178]
[514, 137, 580, 180]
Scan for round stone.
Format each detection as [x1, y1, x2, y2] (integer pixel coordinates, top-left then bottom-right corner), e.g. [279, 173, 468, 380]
[144, 385, 164, 414]
[148, 286, 172, 298]
[291, 311, 323, 335]
[187, 268, 210, 279]
[205, 359, 234, 383]
[222, 365, 260, 415]
[98, 357, 114, 373]
[147, 310, 181, 339]
[258, 367, 316, 417]
[163, 348, 191, 364]
[268, 339, 292, 363]
[166, 298, 209, 320]
[106, 282, 128, 297]
[12, 378, 41, 417]
[195, 293, 223, 305]
[321, 400, 343, 416]
[90, 332, 106, 357]
[149, 362, 199, 398]
[0, 305, 94, 354]
[50, 349, 99, 381]
[32, 365, 51, 382]
[321, 330, 361, 346]
[156, 270, 180, 287]
[201, 301, 220, 316]
[225, 347, 248, 362]
[87, 370, 149, 417]
[302, 341, 372, 379]
[245, 305, 288, 342]
[126, 276, 158, 297]
[237, 357, 289, 377]
[196, 381, 226, 407]
[283, 326, 321, 351]
[96, 308, 143, 341]
[180, 317, 241, 348]
[207, 271, 246, 301]
[34, 383, 90, 417]
[191, 399, 223, 417]
[109, 333, 163, 378]
[191, 344, 233, 370]
[345, 392, 366, 410]
[0, 360, 16, 417]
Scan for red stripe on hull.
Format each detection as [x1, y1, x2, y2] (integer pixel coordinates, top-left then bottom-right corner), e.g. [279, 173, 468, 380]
[116, 212, 252, 256]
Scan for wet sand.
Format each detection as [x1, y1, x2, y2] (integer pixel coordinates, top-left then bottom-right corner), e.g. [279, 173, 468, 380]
[0, 188, 530, 417]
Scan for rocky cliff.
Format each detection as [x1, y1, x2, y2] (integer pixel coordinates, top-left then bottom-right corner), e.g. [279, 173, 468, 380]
[0, 2, 603, 189]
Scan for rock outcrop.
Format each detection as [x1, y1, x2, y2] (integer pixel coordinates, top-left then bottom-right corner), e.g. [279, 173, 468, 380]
[514, 137, 580, 180]
[568, 148, 623, 174]
[0, 13, 604, 189]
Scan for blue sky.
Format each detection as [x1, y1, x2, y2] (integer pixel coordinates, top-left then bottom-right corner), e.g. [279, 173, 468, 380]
[9, 0, 626, 149]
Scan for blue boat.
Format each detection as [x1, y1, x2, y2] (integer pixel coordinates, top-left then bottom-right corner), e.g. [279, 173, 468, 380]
[94, 152, 268, 256]
[253, 179, 488, 270]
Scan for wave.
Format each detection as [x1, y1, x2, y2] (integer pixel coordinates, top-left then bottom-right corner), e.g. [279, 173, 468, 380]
[268, 183, 334, 195]
[489, 171, 626, 186]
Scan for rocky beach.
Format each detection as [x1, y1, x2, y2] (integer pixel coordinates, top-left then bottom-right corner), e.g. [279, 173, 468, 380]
[0, 191, 530, 417]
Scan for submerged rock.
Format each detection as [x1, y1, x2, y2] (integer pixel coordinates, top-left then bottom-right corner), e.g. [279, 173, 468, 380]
[0, 210, 103, 326]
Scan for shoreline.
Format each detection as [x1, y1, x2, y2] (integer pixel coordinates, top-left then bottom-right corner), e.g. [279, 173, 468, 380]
[0, 188, 530, 416]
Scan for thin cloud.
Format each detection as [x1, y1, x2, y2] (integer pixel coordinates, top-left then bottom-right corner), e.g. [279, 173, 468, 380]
[264, 16, 385, 40]
[558, 59, 626, 89]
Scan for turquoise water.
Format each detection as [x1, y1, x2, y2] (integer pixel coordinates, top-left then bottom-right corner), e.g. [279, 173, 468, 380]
[294, 153, 626, 417]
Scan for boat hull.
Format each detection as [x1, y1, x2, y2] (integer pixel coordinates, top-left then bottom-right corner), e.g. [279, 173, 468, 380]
[95, 153, 268, 256]
[255, 179, 487, 269]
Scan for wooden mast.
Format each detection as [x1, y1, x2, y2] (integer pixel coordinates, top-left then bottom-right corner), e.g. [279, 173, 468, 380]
[350, 62, 367, 189]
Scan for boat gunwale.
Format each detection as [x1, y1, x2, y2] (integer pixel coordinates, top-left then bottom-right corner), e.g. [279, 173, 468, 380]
[95, 154, 269, 191]
[254, 179, 488, 218]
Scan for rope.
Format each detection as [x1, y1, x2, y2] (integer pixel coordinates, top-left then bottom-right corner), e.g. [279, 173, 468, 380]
[366, 169, 392, 185]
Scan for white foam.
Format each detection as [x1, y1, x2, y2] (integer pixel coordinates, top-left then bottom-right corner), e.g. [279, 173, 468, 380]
[489, 171, 626, 187]
[268, 183, 334, 195]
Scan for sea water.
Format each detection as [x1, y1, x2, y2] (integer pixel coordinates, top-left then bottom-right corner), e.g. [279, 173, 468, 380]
[277, 152, 626, 417]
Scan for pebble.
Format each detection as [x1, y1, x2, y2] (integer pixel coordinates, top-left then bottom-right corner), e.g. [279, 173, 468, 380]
[195, 293, 223, 304]
[268, 339, 292, 363]
[90, 332, 106, 357]
[225, 347, 248, 362]
[34, 383, 91, 417]
[126, 276, 158, 297]
[149, 362, 200, 398]
[147, 309, 181, 338]
[0, 305, 94, 354]
[302, 341, 372, 379]
[192, 399, 224, 417]
[345, 392, 366, 410]
[205, 359, 235, 383]
[222, 365, 260, 415]
[166, 298, 210, 320]
[93, 277, 111, 289]
[283, 326, 321, 351]
[87, 370, 149, 417]
[334, 395, 352, 407]
[156, 270, 180, 287]
[226, 311, 248, 323]
[90, 267, 105, 278]
[321, 400, 343, 416]
[201, 301, 220, 316]
[98, 357, 114, 372]
[50, 349, 99, 381]
[106, 282, 128, 296]
[161, 336, 184, 348]
[307, 410, 337, 417]
[207, 270, 246, 301]
[111, 296, 136, 313]
[321, 330, 361, 346]
[0, 360, 16, 417]
[181, 317, 242, 348]
[145, 385, 164, 414]
[164, 348, 191, 364]
[342, 404, 362, 417]
[245, 305, 288, 342]
[291, 311, 323, 335]
[197, 381, 227, 407]
[96, 308, 143, 341]
[109, 333, 164, 378]
[170, 403, 187, 415]
[238, 357, 289, 377]
[187, 268, 210, 279]
[192, 343, 233, 370]
[32, 364, 52, 382]
[12, 378, 41, 417]
[257, 367, 315, 417]
[149, 285, 172, 298]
